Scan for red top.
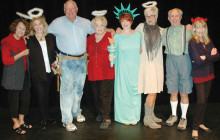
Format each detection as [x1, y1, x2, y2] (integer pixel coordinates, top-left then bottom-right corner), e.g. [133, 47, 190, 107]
[1, 33, 28, 71]
[87, 32, 115, 81]
[193, 42, 214, 83]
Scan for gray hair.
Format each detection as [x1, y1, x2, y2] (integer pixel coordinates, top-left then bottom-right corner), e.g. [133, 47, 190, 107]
[168, 8, 183, 17]
[64, 0, 78, 10]
[144, 6, 159, 17]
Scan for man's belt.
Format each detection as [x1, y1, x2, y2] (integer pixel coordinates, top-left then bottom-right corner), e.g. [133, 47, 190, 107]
[60, 51, 84, 58]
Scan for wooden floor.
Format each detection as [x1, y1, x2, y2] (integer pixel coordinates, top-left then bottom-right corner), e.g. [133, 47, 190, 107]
[0, 77, 220, 140]
[0, 102, 220, 140]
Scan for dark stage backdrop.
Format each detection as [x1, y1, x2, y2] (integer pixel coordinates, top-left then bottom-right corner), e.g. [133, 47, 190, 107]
[0, 0, 220, 107]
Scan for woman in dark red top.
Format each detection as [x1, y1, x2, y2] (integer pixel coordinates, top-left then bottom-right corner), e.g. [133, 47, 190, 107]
[189, 17, 220, 140]
[87, 15, 114, 129]
[1, 19, 31, 134]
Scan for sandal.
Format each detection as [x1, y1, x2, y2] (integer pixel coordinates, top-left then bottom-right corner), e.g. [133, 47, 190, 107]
[20, 123, 32, 129]
[13, 127, 26, 135]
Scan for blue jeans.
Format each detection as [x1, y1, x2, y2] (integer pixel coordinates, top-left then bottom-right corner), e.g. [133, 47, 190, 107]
[59, 56, 87, 124]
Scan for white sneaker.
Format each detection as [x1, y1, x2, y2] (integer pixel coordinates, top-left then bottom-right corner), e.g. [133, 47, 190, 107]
[63, 123, 77, 131]
[165, 115, 178, 126]
[74, 114, 85, 122]
[177, 118, 187, 130]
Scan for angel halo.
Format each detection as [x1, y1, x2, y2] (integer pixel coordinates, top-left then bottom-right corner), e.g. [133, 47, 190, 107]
[91, 10, 107, 16]
[16, 7, 44, 20]
[142, 1, 157, 8]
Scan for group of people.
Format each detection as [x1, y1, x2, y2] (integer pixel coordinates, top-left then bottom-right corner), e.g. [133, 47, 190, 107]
[1, 0, 219, 140]
[1, 15, 57, 134]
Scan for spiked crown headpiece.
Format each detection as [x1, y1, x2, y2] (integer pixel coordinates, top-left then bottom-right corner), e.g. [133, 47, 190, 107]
[114, 3, 140, 20]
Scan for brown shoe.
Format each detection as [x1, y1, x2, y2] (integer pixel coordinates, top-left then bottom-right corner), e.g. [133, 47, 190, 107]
[100, 120, 111, 129]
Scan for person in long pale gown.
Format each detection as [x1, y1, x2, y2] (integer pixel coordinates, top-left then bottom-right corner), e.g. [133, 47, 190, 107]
[109, 12, 142, 125]
[136, 2, 163, 129]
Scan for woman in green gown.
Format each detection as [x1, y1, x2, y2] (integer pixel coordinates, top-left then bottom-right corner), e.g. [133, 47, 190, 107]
[109, 5, 142, 125]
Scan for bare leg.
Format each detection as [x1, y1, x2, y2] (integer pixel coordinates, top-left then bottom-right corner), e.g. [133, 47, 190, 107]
[145, 93, 157, 107]
[18, 114, 25, 125]
[18, 114, 32, 128]
[170, 91, 178, 102]
[12, 118, 26, 134]
[180, 92, 189, 104]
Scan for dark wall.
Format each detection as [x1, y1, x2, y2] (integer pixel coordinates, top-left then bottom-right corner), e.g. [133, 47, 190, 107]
[1, 0, 220, 40]
[1, 0, 220, 107]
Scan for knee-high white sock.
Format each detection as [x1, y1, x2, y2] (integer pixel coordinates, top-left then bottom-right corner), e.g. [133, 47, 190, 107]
[170, 101, 178, 116]
[180, 102, 189, 119]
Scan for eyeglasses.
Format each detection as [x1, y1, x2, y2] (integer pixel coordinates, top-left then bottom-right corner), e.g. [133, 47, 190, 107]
[146, 15, 155, 19]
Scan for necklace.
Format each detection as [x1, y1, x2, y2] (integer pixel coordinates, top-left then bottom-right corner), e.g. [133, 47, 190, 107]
[36, 34, 44, 41]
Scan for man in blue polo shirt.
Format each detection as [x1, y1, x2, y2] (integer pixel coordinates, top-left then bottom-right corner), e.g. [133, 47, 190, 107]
[48, 0, 94, 131]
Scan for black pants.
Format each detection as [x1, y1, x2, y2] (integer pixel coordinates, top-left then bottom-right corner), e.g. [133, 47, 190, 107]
[32, 73, 53, 121]
[8, 72, 30, 118]
[193, 80, 212, 130]
[90, 79, 114, 120]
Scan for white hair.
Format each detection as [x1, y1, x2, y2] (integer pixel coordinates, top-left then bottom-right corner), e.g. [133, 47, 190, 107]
[144, 6, 159, 17]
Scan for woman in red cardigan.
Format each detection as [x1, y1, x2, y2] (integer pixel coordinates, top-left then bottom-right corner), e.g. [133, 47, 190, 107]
[1, 19, 31, 134]
[188, 17, 220, 140]
[87, 11, 115, 130]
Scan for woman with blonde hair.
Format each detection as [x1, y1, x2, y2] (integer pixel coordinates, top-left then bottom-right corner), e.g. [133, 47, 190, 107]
[27, 16, 56, 129]
[189, 17, 220, 140]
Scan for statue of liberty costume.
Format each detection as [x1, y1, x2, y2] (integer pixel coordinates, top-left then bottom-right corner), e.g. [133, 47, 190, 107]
[110, 3, 142, 124]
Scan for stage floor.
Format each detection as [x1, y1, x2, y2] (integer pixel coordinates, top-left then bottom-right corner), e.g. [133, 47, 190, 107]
[0, 103, 220, 140]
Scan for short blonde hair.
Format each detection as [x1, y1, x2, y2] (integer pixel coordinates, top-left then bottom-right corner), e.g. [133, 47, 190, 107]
[29, 16, 48, 36]
[144, 6, 159, 17]
[191, 18, 210, 44]
[91, 16, 108, 29]
[168, 8, 183, 17]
